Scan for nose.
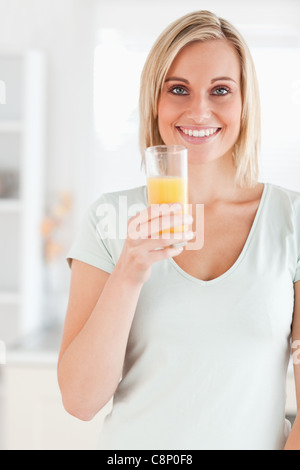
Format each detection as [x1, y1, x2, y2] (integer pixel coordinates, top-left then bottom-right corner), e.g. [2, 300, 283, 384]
[186, 93, 212, 123]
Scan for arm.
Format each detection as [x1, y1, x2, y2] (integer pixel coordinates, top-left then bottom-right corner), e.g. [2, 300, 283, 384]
[284, 280, 300, 450]
[57, 260, 143, 421]
[57, 205, 191, 421]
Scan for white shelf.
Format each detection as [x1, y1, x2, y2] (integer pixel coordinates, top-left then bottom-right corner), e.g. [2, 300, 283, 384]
[0, 199, 21, 213]
[0, 121, 22, 133]
[0, 50, 46, 346]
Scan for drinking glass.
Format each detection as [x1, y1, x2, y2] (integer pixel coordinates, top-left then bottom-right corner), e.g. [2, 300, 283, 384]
[145, 145, 189, 235]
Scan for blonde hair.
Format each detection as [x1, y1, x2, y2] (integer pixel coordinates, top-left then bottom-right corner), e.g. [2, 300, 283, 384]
[139, 10, 261, 188]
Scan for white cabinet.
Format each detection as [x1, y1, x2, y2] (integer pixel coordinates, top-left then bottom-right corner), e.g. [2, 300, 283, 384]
[0, 50, 46, 345]
[2, 363, 112, 450]
[0, 326, 111, 450]
[1, 325, 112, 450]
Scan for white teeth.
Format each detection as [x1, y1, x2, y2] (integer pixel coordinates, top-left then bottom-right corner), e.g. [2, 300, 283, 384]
[181, 127, 218, 137]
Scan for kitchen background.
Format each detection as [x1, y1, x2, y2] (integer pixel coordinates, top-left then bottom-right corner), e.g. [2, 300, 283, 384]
[0, 0, 299, 450]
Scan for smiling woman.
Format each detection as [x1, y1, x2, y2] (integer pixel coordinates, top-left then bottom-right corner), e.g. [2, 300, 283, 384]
[59, 10, 300, 451]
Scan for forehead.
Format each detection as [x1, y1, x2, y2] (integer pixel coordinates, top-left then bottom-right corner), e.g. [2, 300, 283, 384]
[167, 39, 241, 83]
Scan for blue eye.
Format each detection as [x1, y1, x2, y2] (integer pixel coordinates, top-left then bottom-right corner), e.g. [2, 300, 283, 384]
[169, 86, 188, 96]
[212, 87, 230, 96]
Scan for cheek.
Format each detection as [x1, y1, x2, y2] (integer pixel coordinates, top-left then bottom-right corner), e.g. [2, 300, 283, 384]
[157, 98, 175, 137]
[158, 95, 184, 124]
[232, 104, 242, 136]
[222, 99, 242, 134]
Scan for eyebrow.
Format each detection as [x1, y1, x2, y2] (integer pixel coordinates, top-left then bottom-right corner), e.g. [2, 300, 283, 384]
[165, 77, 190, 84]
[165, 76, 237, 84]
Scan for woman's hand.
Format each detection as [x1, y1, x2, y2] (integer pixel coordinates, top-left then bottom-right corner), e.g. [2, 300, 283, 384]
[115, 203, 194, 286]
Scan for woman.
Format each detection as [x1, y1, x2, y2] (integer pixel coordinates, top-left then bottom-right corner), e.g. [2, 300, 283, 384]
[57, 11, 300, 450]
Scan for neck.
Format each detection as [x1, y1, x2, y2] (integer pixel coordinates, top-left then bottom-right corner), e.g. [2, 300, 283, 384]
[188, 154, 239, 205]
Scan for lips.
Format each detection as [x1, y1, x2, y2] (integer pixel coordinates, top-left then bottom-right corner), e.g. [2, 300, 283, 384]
[176, 126, 221, 143]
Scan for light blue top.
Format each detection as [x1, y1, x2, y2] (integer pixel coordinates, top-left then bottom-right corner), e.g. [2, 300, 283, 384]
[67, 182, 300, 450]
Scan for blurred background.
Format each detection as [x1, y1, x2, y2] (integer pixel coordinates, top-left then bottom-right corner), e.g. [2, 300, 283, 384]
[0, 0, 299, 450]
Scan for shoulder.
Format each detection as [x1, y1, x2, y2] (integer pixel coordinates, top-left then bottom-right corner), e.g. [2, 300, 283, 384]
[266, 182, 300, 212]
[84, 186, 148, 242]
[264, 184, 300, 251]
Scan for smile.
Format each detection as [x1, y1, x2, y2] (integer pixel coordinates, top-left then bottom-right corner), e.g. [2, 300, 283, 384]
[177, 126, 221, 143]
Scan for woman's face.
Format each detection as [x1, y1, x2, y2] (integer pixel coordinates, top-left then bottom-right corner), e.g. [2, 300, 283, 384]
[157, 39, 242, 165]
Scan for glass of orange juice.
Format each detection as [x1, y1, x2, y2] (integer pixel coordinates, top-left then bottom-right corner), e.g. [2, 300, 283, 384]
[145, 145, 189, 237]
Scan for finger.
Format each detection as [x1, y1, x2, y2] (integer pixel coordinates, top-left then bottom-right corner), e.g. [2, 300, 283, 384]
[138, 213, 193, 239]
[150, 244, 184, 262]
[129, 203, 183, 229]
[145, 230, 194, 248]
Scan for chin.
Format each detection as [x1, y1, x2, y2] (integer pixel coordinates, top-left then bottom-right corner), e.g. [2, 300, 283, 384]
[187, 149, 217, 164]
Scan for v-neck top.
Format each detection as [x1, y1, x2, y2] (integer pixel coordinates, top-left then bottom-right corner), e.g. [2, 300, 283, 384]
[67, 182, 300, 450]
[168, 182, 268, 286]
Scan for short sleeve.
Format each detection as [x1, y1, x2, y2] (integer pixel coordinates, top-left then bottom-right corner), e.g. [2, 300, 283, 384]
[66, 195, 115, 274]
[296, 259, 300, 283]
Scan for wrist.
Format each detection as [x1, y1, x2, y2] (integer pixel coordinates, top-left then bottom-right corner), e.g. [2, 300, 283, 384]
[112, 263, 146, 290]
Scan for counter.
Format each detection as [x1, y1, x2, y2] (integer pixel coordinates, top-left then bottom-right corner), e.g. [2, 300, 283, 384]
[5, 323, 63, 366]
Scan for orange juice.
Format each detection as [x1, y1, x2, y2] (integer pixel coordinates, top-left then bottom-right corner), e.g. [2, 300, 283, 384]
[147, 176, 188, 234]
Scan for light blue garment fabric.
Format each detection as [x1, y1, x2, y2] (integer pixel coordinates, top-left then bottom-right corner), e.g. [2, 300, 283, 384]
[67, 182, 300, 450]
